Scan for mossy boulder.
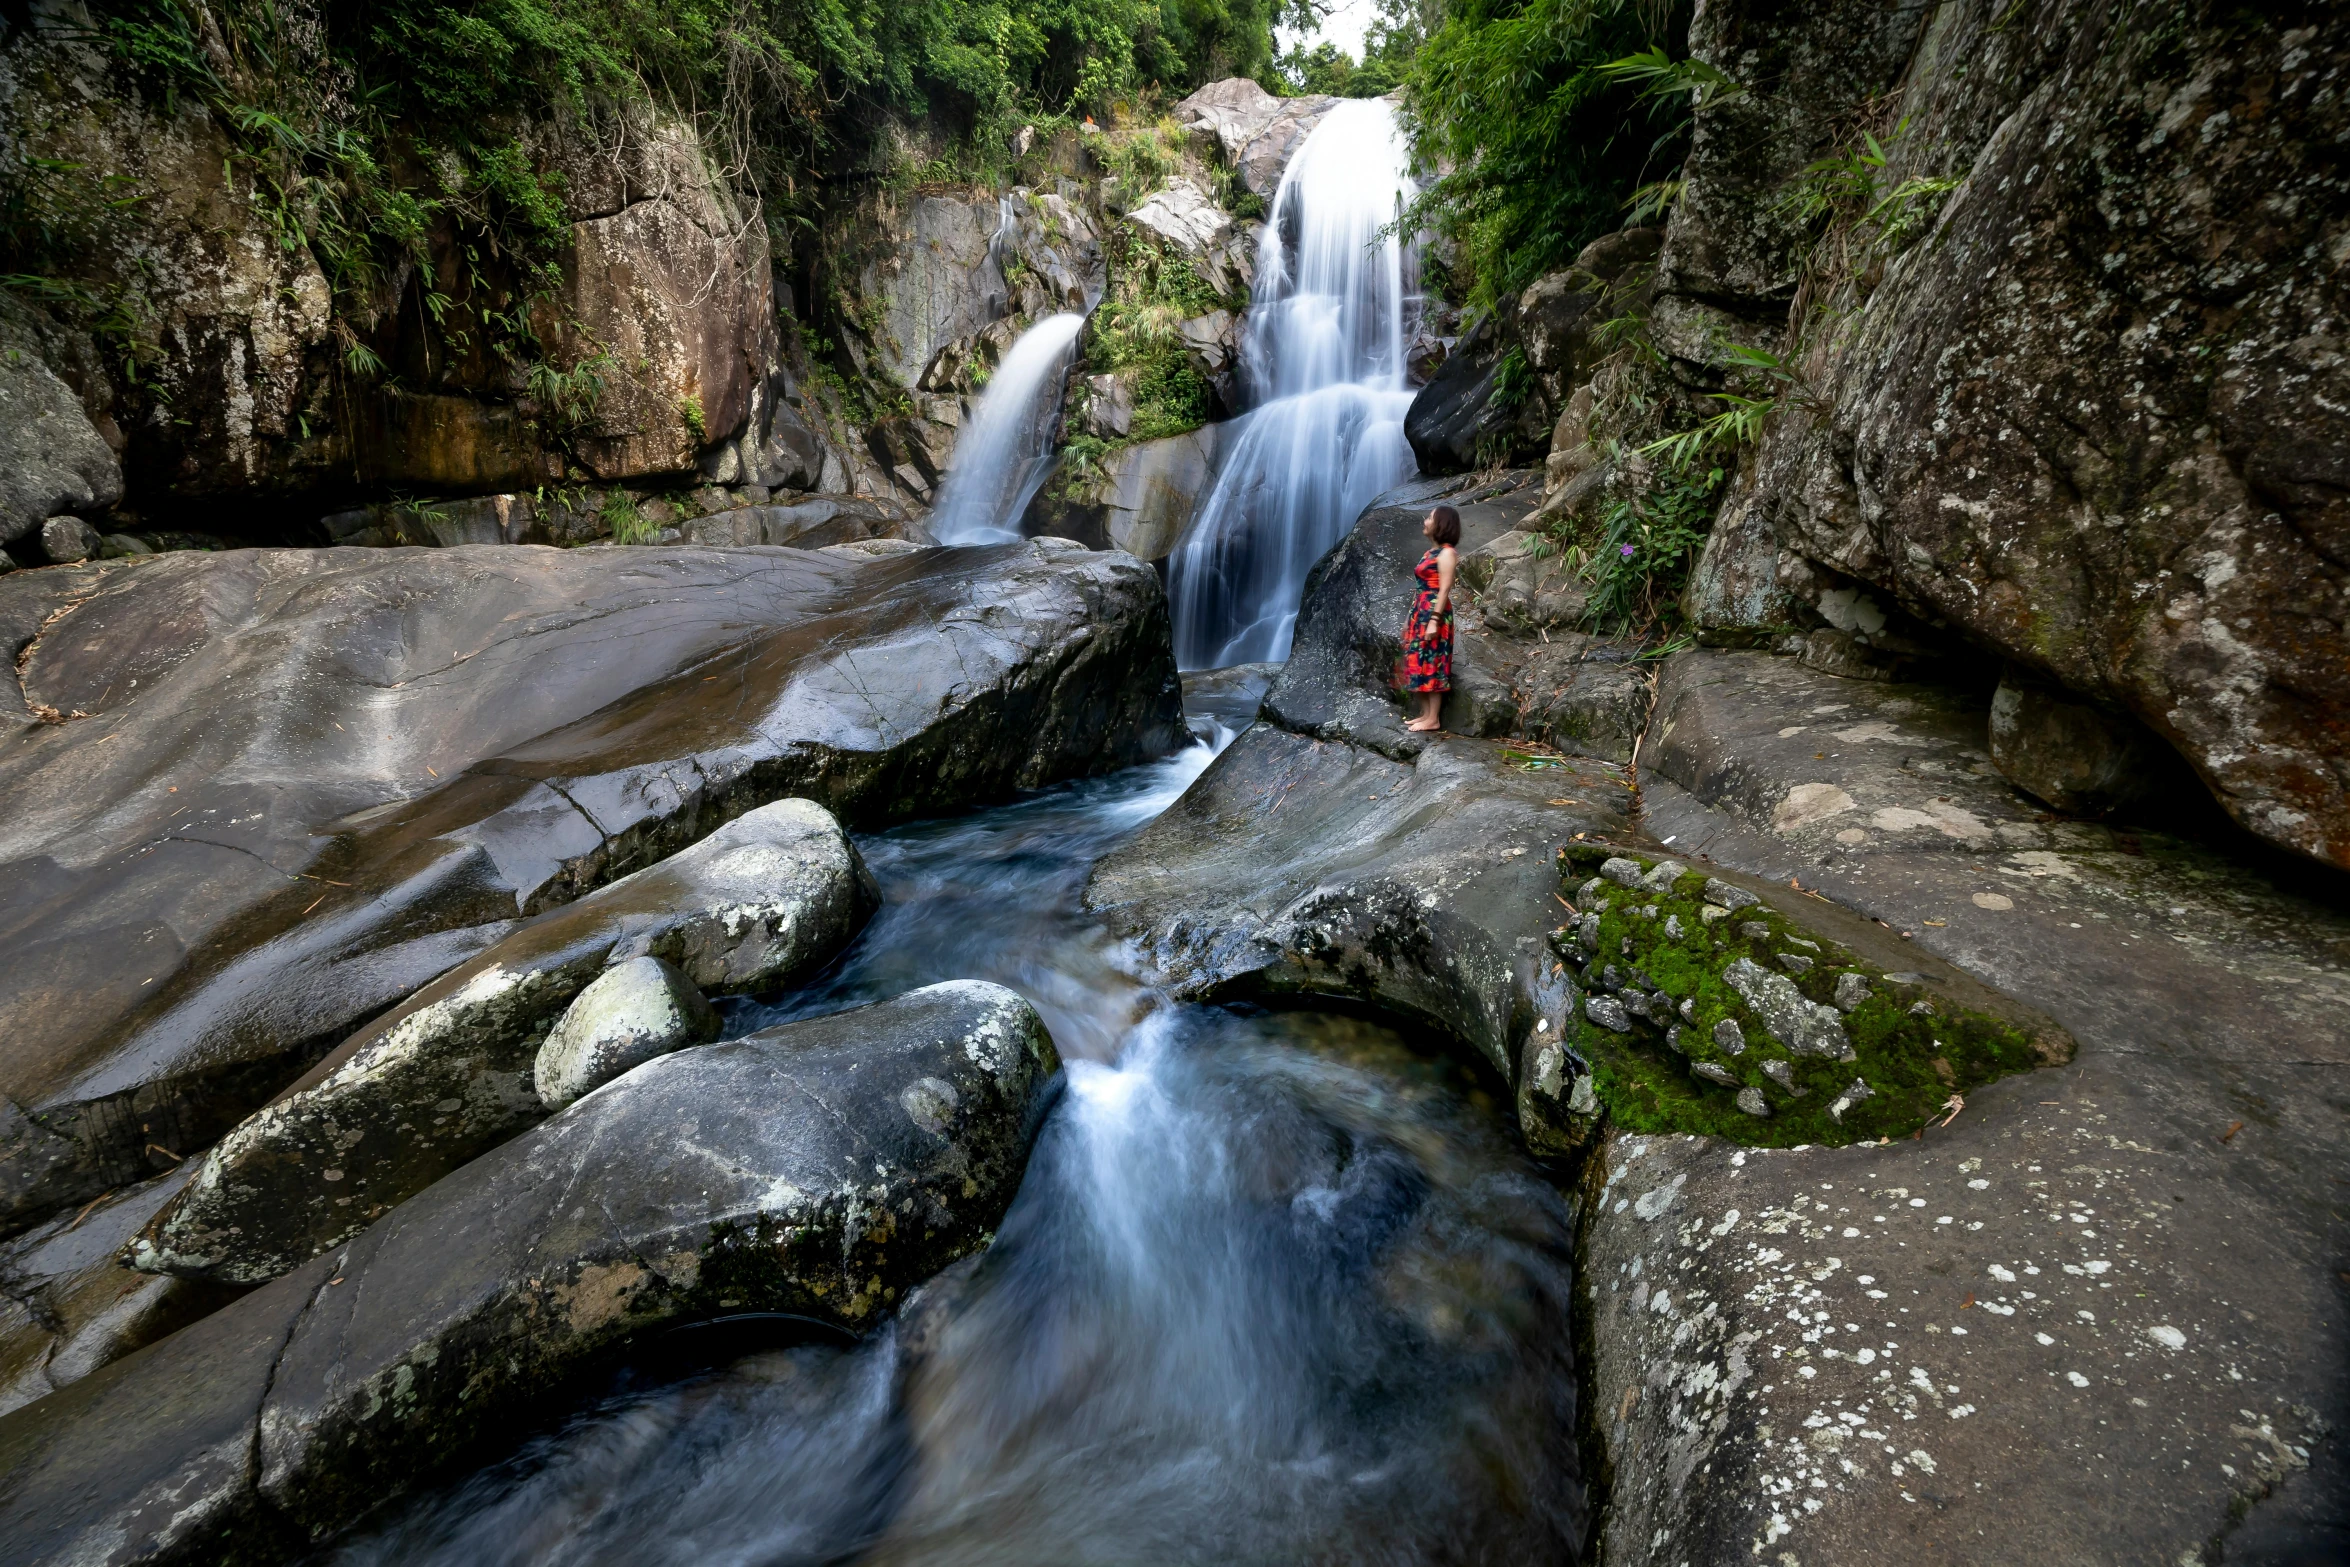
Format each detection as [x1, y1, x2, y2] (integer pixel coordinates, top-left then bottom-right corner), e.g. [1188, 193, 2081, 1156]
[1553, 846, 2069, 1147]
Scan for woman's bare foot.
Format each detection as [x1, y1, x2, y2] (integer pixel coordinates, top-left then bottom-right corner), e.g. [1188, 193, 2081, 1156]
[1404, 716, 1438, 732]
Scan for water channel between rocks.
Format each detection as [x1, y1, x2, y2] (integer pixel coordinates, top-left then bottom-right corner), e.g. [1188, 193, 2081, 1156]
[322, 678, 1587, 1566]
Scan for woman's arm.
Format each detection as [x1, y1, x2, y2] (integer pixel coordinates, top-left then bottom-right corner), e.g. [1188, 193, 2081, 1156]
[1434, 546, 1457, 615]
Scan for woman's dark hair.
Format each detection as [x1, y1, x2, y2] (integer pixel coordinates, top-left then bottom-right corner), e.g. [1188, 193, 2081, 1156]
[1428, 504, 1462, 547]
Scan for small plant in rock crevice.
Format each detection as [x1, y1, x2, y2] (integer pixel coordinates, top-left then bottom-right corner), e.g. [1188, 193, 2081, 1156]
[1578, 463, 1720, 635]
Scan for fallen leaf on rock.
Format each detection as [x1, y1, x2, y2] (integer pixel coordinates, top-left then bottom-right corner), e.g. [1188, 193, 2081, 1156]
[1962, 1294, 1975, 1309]
[2222, 1121, 2243, 1143]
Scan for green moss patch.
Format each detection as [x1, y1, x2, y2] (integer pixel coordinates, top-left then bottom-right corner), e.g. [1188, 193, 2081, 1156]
[1554, 846, 2051, 1147]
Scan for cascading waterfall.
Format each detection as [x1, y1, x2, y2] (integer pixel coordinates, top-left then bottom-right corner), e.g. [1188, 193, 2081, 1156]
[1167, 99, 1420, 668]
[927, 312, 1088, 545]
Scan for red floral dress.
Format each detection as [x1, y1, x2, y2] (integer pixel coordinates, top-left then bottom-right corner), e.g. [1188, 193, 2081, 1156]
[1398, 547, 1454, 693]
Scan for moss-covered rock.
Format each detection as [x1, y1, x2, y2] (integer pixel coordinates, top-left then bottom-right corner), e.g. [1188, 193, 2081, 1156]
[1554, 845, 2066, 1146]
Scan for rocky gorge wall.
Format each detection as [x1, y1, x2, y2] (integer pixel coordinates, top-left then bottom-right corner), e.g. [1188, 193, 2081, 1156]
[1499, 0, 2347, 873]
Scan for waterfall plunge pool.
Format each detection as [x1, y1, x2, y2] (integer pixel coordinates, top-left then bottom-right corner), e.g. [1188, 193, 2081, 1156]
[320, 676, 1588, 1567]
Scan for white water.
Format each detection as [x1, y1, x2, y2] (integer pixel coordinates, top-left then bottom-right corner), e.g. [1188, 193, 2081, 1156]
[1167, 99, 1421, 668]
[927, 312, 1088, 545]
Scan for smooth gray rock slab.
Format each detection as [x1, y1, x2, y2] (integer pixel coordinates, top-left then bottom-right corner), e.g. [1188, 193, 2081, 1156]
[0, 540, 1180, 1237]
[534, 955, 721, 1110]
[134, 797, 878, 1285]
[1086, 720, 1634, 1081]
[1582, 646, 2350, 1567]
[0, 980, 1060, 1563]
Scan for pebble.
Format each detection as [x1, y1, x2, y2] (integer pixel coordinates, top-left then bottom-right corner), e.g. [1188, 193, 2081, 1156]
[1578, 877, 1607, 905]
[1736, 1086, 1771, 1118]
[1713, 1018, 1747, 1055]
[1740, 921, 1773, 941]
[1600, 857, 1646, 888]
[1585, 995, 1633, 1033]
[1828, 1077, 1876, 1121]
[1663, 913, 1685, 939]
[1639, 859, 1688, 893]
[1761, 1058, 1802, 1095]
[1601, 964, 1625, 992]
[1723, 956, 1857, 1060]
[1579, 912, 1602, 949]
[1665, 1024, 1687, 1054]
[1703, 878, 1760, 913]
[1778, 952, 1815, 975]
[1834, 972, 1872, 1011]
[1693, 1062, 1738, 1086]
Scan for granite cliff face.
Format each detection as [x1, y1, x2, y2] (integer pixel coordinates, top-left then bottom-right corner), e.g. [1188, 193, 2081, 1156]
[1630, 0, 2349, 868]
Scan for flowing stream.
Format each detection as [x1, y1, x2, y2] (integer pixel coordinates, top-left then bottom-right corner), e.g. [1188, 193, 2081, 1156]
[326, 679, 1585, 1566]
[1166, 99, 1422, 669]
[928, 312, 1089, 546]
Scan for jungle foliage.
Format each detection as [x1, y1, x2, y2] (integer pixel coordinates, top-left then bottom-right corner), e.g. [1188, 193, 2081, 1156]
[1401, 0, 1690, 313]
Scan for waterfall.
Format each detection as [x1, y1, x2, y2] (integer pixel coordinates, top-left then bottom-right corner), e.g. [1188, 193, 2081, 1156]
[1167, 99, 1420, 669]
[928, 312, 1088, 545]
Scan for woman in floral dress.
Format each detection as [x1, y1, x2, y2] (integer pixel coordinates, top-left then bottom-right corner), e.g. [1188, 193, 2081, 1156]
[1398, 503, 1460, 732]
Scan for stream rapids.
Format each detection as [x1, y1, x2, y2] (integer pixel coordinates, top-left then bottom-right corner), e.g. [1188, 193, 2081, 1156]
[324, 681, 1587, 1566]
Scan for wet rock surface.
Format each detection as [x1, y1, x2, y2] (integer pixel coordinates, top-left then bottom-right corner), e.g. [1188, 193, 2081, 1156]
[0, 541, 1181, 1238]
[0, 981, 1060, 1564]
[0, 1165, 240, 1417]
[1582, 645, 2350, 1567]
[1088, 722, 1633, 1083]
[134, 797, 878, 1285]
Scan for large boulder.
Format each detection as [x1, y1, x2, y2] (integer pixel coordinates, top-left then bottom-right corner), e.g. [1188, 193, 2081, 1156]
[1025, 424, 1228, 559]
[0, 982, 1059, 1562]
[1670, 1, 2350, 867]
[1168, 78, 1344, 197]
[1126, 180, 1256, 300]
[1263, 471, 1647, 762]
[1093, 471, 1643, 1078]
[1587, 644, 2350, 1567]
[533, 116, 772, 482]
[131, 796, 877, 1284]
[0, 349, 122, 548]
[0, 541, 1182, 1236]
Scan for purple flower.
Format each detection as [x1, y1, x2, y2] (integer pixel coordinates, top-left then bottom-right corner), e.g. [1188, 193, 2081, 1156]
[1619, 544, 1636, 558]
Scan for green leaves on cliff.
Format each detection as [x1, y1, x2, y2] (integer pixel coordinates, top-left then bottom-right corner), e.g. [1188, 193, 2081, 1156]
[1400, 0, 1682, 312]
